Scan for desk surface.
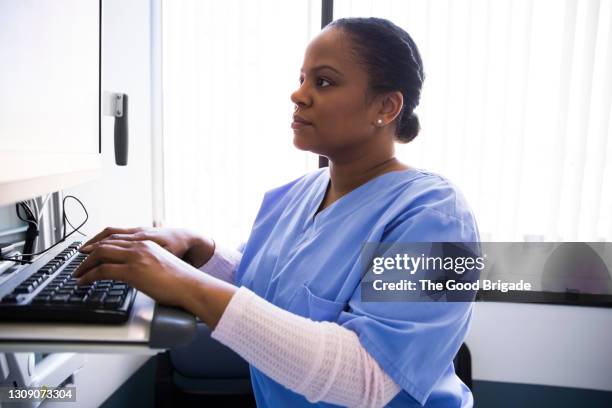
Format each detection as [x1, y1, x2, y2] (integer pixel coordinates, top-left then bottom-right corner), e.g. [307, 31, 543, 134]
[0, 292, 159, 353]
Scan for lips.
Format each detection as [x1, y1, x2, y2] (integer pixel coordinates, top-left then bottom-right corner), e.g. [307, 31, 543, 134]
[293, 114, 312, 125]
[292, 114, 313, 130]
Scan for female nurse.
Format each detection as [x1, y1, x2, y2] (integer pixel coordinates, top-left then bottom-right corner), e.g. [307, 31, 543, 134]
[74, 17, 480, 407]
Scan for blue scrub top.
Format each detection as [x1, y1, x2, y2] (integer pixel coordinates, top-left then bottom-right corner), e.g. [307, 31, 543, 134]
[235, 167, 480, 407]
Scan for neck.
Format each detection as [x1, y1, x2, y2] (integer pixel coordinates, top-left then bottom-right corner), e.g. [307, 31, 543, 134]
[325, 139, 406, 196]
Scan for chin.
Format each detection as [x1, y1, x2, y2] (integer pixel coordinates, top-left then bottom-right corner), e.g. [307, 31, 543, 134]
[292, 132, 328, 156]
[292, 134, 312, 152]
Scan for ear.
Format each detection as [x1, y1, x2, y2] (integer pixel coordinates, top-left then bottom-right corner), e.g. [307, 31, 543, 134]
[372, 91, 403, 127]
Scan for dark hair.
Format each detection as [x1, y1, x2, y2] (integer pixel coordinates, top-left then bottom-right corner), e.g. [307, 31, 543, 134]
[327, 17, 425, 143]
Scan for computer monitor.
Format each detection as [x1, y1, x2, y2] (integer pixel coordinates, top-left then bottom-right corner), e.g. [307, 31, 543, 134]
[0, 0, 102, 205]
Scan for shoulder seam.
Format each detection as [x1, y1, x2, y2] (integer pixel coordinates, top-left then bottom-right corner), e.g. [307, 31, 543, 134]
[422, 205, 466, 227]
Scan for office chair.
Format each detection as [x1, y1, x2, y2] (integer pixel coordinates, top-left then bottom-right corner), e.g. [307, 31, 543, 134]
[155, 317, 473, 406]
[453, 343, 473, 390]
[154, 322, 253, 407]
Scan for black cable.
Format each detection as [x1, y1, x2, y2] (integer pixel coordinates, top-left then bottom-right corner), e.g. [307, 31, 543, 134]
[62, 195, 88, 238]
[0, 195, 88, 263]
[14, 201, 39, 262]
[0, 258, 33, 264]
[22, 220, 39, 262]
[15, 203, 38, 229]
[65, 217, 88, 237]
[19, 201, 35, 220]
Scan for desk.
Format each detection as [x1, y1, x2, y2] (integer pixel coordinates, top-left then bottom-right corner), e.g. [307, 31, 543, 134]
[0, 292, 197, 407]
[0, 292, 198, 353]
[0, 236, 198, 354]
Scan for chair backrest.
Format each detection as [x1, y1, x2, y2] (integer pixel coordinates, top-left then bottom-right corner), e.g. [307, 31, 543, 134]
[453, 343, 473, 390]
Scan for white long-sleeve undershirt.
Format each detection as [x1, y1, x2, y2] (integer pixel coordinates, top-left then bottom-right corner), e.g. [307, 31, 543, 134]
[197, 242, 242, 283]
[198, 244, 401, 407]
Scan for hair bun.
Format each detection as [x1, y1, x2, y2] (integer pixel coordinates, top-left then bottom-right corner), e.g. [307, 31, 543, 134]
[396, 112, 420, 143]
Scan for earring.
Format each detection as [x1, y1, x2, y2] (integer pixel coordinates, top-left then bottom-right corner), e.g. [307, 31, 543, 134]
[376, 118, 384, 126]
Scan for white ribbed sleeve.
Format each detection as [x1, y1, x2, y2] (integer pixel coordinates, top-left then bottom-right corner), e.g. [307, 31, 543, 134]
[198, 243, 243, 284]
[211, 286, 401, 408]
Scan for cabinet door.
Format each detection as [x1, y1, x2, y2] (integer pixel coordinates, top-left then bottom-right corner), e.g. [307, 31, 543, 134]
[65, 0, 154, 234]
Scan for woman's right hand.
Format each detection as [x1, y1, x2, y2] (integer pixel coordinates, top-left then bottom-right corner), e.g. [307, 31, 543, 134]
[79, 227, 216, 268]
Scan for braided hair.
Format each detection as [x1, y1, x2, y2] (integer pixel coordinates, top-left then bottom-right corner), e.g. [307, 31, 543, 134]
[327, 17, 425, 143]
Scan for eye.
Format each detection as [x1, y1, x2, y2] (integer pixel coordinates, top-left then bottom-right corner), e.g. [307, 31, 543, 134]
[317, 77, 332, 87]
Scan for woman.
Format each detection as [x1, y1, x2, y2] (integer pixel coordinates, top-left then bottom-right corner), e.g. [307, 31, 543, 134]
[74, 17, 479, 407]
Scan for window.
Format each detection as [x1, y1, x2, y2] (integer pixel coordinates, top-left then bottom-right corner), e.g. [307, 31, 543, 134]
[161, 0, 321, 245]
[336, 0, 612, 241]
[161, 0, 612, 244]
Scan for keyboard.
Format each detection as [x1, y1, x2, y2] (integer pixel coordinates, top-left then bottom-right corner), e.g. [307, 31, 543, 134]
[0, 241, 137, 324]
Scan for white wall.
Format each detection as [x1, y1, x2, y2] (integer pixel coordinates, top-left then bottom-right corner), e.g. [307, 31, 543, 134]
[467, 302, 612, 392]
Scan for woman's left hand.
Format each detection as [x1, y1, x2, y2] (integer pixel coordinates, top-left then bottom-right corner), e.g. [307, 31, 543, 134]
[73, 239, 201, 308]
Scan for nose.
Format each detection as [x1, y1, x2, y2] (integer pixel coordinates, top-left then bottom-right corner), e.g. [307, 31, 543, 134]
[290, 81, 312, 109]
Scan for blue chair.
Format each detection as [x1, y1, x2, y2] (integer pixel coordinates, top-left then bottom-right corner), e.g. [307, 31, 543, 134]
[155, 319, 473, 406]
[154, 322, 252, 407]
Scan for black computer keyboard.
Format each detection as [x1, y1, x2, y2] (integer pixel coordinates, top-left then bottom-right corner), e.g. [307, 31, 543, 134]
[0, 241, 137, 324]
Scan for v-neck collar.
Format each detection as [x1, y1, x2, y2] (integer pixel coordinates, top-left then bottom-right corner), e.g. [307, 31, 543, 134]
[304, 166, 421, 231]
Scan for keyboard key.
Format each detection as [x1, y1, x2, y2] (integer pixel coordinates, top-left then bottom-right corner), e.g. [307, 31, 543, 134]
[69, 296, 85, 304]
[107, 290, 124, 297]
[25, 280, 40, 289]
[32, 296, 51, 304]
[104, 296, 123, 308]
[2, 294, 21, 303]
[28, 276, 43, 284]
[51, 294, 70, 304]
[32, 272, 49, 280]
[86, 292, 106, 305]
[22, 282, 39, 291]
[13, 284, 34, 294]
